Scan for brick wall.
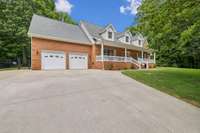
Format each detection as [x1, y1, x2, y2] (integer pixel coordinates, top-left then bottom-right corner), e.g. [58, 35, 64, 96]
[31, 37, 155, 70]
[31, 37, 92, 70]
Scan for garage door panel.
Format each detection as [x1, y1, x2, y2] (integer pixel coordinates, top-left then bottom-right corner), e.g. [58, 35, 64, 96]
[69, 53, 88, 70]
[41, 51, 66, 70]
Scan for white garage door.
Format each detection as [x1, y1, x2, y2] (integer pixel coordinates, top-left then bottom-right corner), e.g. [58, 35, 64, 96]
[69, 53, 88, 69]
[41, 51, 66, 70]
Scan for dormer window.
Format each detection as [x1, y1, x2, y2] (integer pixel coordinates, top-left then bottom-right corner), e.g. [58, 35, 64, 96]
[108, 31, 113, 39]
[138, 40, 141, 45]
[125, 36, 129, 42]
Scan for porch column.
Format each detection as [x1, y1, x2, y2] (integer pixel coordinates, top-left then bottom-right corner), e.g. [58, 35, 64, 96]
[153, 52, 156, 64]
[101, 42, 104, 69]
[146, 60, 149, 69]
[91, 44, 96, 67]
[125, 48, 127, 62]
[141, 50, 144, 62]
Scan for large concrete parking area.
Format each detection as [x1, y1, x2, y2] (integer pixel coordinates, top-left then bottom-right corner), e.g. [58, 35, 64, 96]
[0, 70, 200, 133]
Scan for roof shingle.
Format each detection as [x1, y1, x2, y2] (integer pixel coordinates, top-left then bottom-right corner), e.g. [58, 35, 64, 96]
[28, 14, 91, 45]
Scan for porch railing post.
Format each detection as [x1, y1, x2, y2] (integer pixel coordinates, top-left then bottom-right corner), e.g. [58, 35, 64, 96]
[154, 52, 156, 64]
[125, 48, 127, 62]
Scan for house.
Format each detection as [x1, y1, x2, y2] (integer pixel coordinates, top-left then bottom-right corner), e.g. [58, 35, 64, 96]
[28, 14, 156, 70]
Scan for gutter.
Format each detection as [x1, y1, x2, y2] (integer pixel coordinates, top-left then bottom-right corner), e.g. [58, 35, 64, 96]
[27, 32, 92, 46]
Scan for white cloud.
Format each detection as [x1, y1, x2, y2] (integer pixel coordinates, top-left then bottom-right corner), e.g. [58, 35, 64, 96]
[120, 6, 126, 14]
[120, 0, 141, 15]
[55, 0, 73, 14]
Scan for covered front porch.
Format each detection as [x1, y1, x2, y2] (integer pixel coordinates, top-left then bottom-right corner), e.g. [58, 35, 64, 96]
[92, 44, 156, 70]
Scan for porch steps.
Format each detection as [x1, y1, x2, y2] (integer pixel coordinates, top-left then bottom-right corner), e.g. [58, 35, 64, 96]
[128, 57, 141, 69]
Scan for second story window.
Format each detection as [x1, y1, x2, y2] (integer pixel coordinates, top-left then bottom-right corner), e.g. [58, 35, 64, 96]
[138, 40, 141, 45]
[108, 32, 113, 39]
[126, 36, 129, 42]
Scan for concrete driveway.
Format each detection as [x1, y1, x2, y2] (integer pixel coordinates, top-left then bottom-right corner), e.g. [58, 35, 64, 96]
[0, 70, 200, 133]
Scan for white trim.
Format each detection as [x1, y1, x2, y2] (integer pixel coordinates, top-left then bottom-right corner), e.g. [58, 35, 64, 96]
[103, 24, 117, 33]
[28, 32, 92, 45]
[68, 52, 88, 56]
[79, 22, 95, 44]
[31, 37, 32, 69]
[41, 50, 65, 54]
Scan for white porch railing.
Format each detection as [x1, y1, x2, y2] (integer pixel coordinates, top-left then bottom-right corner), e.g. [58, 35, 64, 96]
[96, 55, 127, 62]
[137, 57, 155, 64]
[96, 55, 155, 65]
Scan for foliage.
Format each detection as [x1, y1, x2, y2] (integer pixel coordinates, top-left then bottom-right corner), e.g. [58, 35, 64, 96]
[122, 67, 200, 107]
[0, 0, 76, 67]
[130, 0, 200, 68]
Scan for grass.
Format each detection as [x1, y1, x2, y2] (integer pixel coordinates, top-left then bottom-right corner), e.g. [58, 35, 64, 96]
[122, 67, 200, 107]
[0, 67, 18, 71]
[0, 67, 29, 71]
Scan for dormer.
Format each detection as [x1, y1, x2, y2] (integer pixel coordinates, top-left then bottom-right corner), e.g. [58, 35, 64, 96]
[117, 31, 132, 44]
[132, 33, 144, 47]
[100, 24, 116, 41]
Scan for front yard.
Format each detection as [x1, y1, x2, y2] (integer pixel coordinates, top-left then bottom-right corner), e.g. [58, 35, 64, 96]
[122, 67, 200, 107]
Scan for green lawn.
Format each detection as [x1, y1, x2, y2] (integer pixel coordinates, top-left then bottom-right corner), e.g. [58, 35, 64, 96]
[0, 67, 29, 71]
[122, 67, 200, 107]
[0, 67, 18, 71]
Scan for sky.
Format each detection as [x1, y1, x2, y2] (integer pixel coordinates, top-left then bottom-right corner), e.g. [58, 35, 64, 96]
[55, 0, 141, 32]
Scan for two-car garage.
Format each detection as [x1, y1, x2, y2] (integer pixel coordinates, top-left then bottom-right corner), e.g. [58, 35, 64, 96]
[41, 51, 88, 70]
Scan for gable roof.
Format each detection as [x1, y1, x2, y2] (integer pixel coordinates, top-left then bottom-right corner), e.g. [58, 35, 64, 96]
[81, 21, 130, 42]
[28, 15, 150, 52]
[80, 21, 104, 39]
[99, 24, 117, 34]
[28, 14, 91, 45]
[80, 21, 143, 43]
[116, 31, 132, 39]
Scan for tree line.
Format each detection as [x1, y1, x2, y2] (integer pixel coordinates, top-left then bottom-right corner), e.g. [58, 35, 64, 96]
[130, 0, 200, 68]
[0, 0, 75, 68]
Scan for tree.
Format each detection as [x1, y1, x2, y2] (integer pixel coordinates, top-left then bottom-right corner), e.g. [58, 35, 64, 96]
[0, 0, 76, 67]
[131, 0, 200, 68]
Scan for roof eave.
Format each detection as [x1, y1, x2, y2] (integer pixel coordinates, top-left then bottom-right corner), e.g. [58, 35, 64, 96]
[29, 32, 92, 45]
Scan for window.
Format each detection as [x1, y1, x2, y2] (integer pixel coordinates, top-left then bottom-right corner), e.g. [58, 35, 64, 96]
[126, 36, 129, 42]
[138, 40, 141, 45]
[108, 32, 113, 39]
[104, 48, 114, 56]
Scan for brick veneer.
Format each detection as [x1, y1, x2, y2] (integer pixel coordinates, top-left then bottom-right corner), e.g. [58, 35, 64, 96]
[31, 37, 92, 70]
[31, 37, 155, 70]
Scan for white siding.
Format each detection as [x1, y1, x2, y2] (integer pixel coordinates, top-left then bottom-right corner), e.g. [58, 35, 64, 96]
[101, 27, 114, 41]
[118, 32, 131, 44]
